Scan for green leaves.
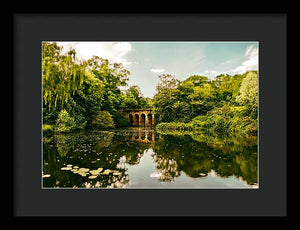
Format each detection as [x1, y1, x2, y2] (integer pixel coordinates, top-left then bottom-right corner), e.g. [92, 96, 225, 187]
[154, 71, 258, 138]
[42, 42, 134, 129]
[42, 42, 86, 110]
[55, 109, 77, 133]
[92, 111, 115, 129]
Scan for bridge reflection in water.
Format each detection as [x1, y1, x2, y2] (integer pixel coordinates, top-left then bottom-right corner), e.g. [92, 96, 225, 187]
[130, 128, 156, 144]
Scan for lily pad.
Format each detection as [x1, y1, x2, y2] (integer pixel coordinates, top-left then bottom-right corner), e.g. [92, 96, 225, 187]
[78, 168, 89, 173]
[88, 175, 98, 179]
[61, 167, 72, 170]
[90, 170, 100, 175]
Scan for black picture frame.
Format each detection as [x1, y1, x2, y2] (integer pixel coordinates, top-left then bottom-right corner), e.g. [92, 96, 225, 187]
[13, 13, 287, 218]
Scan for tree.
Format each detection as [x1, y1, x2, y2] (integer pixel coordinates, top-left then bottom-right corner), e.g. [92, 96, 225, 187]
[72, 71, 105, 127]
[213, 72, 249, 104]
[55, 110, 77, 133]
[42, 42, 86, 110]
[156, 74, 179, 93]
[92, 111, 115, 129]
[42, 42, 134, 129]
[86, 56, 130, 117]
[236, 71, 258, 118]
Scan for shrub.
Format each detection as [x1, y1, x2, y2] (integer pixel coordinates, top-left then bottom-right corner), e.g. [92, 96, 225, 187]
[156, 122, 193, 132]
[73, 113, 87, 130]
[156, 105, 257, 138]
[113, 111, 131, 128]
[229, 116, 257, 137]
[92, 111, 115, 129]
[43, 124, 54, 134]
[55, 109, 77, 133]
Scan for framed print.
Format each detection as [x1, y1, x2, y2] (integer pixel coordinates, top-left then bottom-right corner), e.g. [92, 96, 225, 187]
[13, 13, 287, 217]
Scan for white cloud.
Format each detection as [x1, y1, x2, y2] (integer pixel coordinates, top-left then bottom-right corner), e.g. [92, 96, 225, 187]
[56, 42, 133, 66]
[204, 70, 222, 75]
[201, 70, 224, 79]
[231, 45, 258, 74]
[150, 68, 165, 73]
[203, 45, 258, 78]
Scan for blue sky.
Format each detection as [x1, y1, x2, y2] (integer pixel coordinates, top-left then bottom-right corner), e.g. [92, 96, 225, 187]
[56, 42, 258, 98]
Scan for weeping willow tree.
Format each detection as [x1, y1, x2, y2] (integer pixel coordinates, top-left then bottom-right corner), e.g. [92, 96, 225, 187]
[42, 42, 86, 110]
[42, 42, 137, 130]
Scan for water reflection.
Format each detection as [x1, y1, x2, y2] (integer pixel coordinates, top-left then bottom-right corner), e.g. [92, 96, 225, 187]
[43, 128, 258, 188]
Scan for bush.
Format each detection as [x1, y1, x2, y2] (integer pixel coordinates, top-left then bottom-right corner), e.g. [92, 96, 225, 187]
[113, 111, 131, 128]
[156, 105, 257, 138]
[92, 111, 115, 129]
[55, 109, 77, 133]
[156, 122, 193, 132]
[73, 113, 87, 130]
[43, 124, 54, 134]
[229, 116, 257, 137]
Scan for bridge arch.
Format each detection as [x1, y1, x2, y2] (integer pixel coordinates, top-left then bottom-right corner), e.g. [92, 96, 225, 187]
[129, 114, 134, 125]
[147, 113, 153, 126]
[134, 114, 139, 126]
[120, 109, 155, 127]
[140, 113, 146, 126]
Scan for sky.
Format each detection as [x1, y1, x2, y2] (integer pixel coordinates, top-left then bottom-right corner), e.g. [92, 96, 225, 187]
[56, 42, 258, 98]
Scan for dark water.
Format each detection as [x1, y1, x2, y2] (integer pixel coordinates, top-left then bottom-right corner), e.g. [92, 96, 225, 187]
[42, 127, 258, 188]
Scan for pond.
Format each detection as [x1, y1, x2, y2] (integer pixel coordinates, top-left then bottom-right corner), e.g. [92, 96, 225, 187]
[42, 127, 258, 188]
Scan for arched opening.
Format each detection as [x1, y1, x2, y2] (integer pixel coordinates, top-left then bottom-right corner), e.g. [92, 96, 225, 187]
[147, 131, 152, 141]
[134, 130, 139, 139]
[141, 131, 145, 140]
[147, 114, 153, 126]
[134, 114, 139, 126]
[141, 114, 146, 126]
[129, 114, 134, 125]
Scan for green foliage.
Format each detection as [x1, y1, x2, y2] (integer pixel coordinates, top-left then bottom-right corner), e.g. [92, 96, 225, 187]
[199, 105, 257, 137]
[42, 124, 54, 134]
[156, 74, 179, 93]
[92, 111, 115, 129]
[154, 74, 219, 123]
[55, 110, 78, 133]
[42, 42, 136, 131]
[229, 116, 258, 136]
[42, 42, 258, 137]
[120, 93, 138, 109]
[213, 72, 248, 103]
[119, 85, 153, 110]
[156, 122, 194, 132]
[236, 71, 258, 119]
[156, 104, 257, 138]
[113, 111, 131, 128]
[153, 70, 258, 138]
[43, 42, 86, 110]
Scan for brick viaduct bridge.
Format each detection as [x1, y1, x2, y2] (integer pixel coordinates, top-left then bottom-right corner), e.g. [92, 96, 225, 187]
[120, 109, 155, 127]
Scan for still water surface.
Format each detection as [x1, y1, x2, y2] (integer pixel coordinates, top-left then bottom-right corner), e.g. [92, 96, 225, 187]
[43, 128, 258, 188]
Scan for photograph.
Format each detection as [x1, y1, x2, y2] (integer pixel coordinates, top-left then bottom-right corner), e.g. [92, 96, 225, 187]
[42, 41, 259, 189]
